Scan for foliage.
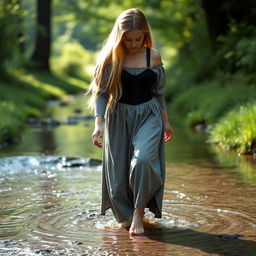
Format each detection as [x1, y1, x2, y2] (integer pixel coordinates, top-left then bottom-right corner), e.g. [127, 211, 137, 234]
[51, 39, 95, 79]
[0, 0, 25, 78]
[52, 0, 203, 51]
[172, 76, 256, 126]
[209, 102, 256, 154]
[216, 23, 256, 74]
[0, 69, 85, 144]
[1, 0, 256, 154]
[160, 1, 217, 98]
[0, 79, 43, 144]
[0, 101, 24, 143]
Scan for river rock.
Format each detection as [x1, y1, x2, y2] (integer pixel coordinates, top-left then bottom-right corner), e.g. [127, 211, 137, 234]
[218, 234, 244, 240]
[59, 101, 69, 106]
[35, 249, 53, 254]
[67, 116, 78, 125]
[27, 118, 61, 127]
[56, 157, 102, 168]
[41, 118, 61, 127]
[73, 108, 82, 113]
[195, 123, 206, 133]
[72, 241, 84, 245]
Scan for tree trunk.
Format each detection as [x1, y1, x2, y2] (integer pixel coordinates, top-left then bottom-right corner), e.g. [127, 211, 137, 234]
[201, 0, 229, 50]
[17, 0, 24, 54]
[31, 0, 52, 71]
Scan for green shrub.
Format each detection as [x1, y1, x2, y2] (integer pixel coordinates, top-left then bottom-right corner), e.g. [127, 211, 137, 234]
[209, 102, 256, 154]
[217, 23, 256, 73]
[172, 77, 256, 126]
[0, 102, 25, 143]
[0, 66, 86, 144]
[51, 40, 95, 78]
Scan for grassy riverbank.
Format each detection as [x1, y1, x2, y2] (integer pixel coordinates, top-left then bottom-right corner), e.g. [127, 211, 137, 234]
[162, 18, 256, 156]
[209, 102, 256, 154]
[0, 69, 86, 145]
[168, 72, 256, 155]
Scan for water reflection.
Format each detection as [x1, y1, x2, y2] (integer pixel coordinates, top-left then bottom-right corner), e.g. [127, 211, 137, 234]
[100, 226, 256, 256]
[0, 95, 215, 164]
[210, 144, 256, 185]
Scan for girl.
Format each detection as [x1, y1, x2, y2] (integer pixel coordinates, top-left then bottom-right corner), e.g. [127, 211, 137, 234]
[88, 8, 173, 235]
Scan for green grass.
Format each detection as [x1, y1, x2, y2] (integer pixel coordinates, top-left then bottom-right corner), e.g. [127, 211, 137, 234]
[171, 80, 256, 127]
[209, 102, 256, 154]
[0, 68, 87, 144]
[167, 70, 256, 155]
[0, 101, 25, 142]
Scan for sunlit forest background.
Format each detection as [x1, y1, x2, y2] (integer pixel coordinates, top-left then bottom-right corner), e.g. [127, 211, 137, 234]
[0, 0, 255, 155]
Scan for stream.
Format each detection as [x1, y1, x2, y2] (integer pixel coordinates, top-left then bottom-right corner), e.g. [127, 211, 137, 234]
[0, 94, 255, 256]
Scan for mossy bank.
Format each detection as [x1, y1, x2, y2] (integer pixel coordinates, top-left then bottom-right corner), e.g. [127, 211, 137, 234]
[0, 69, 86, 145]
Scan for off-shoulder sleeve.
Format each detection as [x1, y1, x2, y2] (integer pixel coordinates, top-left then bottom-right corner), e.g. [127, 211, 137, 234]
[152, 64, 166, 109]
[94, 66, 110, 118]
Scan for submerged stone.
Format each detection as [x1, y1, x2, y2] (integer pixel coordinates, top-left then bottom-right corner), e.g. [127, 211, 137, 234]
[35, 249, 53, 254]
[27, 118, 61, 127]
[218, 234, 244, 240]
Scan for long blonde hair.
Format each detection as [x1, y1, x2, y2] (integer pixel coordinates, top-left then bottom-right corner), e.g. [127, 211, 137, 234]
[87, 8, 153, 114]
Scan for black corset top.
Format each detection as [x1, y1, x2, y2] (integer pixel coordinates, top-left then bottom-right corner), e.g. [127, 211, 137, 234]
[118, 68, 157, 105]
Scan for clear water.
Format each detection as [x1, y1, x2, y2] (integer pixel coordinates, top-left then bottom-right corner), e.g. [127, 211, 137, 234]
[0, 95, 255, 256]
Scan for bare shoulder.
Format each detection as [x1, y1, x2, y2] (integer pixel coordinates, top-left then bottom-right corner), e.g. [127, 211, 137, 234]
[150, 48, 163, 66]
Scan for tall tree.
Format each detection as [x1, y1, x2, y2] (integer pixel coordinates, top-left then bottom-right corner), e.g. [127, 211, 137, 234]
[31, 0, 52, 71]
[17, 0, 24, 54]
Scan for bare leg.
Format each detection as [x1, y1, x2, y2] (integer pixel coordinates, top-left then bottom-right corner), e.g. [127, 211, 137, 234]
[129, 208, 145, 235]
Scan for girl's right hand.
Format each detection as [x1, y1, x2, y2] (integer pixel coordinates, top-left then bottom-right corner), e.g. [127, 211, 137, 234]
[91, 116, 104, 148]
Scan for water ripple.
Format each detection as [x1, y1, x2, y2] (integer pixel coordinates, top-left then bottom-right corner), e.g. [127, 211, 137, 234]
[0, 156, 102, 175]
[0, 156, 255, 255]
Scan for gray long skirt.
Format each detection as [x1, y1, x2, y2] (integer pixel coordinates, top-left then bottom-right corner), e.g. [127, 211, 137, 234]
[101, 97, 165, 223]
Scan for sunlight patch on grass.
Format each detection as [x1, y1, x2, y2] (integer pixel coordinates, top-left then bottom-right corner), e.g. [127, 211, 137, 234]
[11, 70, 65, 98]
[209, 102, 256, 154]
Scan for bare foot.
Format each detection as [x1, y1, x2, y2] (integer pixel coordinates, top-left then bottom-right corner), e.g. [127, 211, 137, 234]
[129, 208, 144, 235]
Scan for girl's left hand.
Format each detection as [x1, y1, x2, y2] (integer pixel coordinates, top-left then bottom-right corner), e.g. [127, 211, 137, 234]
[164, 122, 173, 142]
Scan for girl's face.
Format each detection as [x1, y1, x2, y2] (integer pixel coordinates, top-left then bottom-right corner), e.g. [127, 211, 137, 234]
[122, 30, 145, 53]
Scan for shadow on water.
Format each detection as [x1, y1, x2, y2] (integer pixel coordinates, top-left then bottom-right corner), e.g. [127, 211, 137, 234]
[146, 227, 256, 256]
[90, 222, 256, 256]
[102, 229, 256, 256]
